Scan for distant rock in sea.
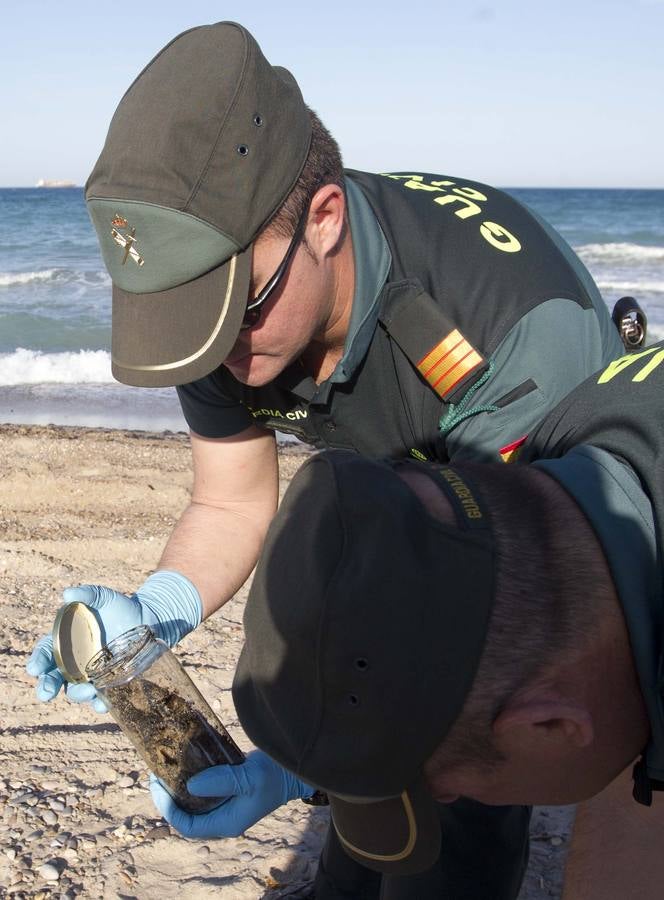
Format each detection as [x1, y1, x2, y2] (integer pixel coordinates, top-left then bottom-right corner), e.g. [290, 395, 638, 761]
[35, 178, 77, 188]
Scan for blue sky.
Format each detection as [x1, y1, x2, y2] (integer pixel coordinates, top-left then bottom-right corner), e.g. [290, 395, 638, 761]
[2, 0, 663, 188]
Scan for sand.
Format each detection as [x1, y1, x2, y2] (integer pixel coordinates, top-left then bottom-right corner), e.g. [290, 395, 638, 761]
[0, 424, 575, 898]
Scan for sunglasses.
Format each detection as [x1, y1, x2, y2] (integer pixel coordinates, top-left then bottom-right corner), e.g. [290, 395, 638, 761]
[241, 204, 310, 330]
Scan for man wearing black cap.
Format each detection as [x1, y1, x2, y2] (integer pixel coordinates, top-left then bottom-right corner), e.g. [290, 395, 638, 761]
[28, 20, 628, 900]
[225, 340, 664, 898]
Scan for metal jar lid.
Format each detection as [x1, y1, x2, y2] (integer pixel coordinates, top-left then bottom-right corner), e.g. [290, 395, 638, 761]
[52, 602, 103, 683]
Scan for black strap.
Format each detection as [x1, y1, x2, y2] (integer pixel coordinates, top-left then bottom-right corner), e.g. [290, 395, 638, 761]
[632, 757, 664, 806]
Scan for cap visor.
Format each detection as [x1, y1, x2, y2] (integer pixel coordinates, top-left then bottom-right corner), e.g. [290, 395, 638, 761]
[111, 245, 252, 387]
[329, 777, 441, 876]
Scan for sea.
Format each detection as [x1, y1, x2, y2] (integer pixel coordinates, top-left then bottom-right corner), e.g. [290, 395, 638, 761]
[1, 186, 663, 431]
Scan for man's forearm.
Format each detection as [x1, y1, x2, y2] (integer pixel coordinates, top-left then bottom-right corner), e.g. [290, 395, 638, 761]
[157, 500, 272, 619]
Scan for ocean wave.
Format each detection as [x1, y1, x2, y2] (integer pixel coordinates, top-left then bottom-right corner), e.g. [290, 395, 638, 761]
[0, 348, 114, 385]
[577, 242, 664, 262]
[597, 280, 664, 294]
[0, 268, 110, 288]
[0, 269, 58, 287]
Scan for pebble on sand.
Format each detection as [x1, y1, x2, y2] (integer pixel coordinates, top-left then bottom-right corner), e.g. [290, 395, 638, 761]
[38, 862, 62, 881]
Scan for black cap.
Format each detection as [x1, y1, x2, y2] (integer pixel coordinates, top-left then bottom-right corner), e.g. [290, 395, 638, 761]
[233, 450, 496, 875]
[86, 22, 311, 387]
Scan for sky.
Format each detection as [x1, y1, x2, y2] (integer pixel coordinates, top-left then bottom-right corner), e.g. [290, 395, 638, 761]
[1, 0, 663, 188]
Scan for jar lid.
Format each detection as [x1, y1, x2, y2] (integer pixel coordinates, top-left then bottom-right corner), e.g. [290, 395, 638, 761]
[52, 602, 103, 683]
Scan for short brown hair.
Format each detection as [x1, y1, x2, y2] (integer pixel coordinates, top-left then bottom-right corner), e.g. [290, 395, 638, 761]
[425, 463, 614, 773]
[263, 106, 345, 239]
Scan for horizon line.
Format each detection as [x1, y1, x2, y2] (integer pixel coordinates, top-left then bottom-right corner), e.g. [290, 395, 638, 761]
[1, 183, 664, 191]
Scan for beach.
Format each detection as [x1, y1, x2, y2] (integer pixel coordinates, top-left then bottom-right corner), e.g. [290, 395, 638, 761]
[0, 424, 575, 898]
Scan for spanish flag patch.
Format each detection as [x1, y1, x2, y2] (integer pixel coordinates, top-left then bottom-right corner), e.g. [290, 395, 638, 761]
[499, 435, 527, 464]
[417, 329, 484, 399]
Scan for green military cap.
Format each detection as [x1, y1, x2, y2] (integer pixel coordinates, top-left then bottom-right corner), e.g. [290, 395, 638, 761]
[233, 450, 496, 875]
[86, 21, 311, 387]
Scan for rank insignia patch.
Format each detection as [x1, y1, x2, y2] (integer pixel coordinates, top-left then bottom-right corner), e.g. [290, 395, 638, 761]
[417, 329, 484, 399]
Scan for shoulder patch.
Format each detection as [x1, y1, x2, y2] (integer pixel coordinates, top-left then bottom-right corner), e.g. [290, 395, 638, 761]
[379, 282, 489, 402]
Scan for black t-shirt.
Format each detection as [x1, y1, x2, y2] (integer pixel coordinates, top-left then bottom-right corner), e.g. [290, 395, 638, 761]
[522, 342, 664, 791]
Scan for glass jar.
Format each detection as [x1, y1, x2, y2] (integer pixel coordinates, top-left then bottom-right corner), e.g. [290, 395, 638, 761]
[86, 625, 244, 813]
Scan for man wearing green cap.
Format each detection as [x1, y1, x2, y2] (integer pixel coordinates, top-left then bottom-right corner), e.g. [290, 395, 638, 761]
[204, 340, 664, 900]
[27, 20, 627, 899]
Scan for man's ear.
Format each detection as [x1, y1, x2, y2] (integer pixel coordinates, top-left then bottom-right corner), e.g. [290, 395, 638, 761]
[492, 692, 594, 750]
[307, 183, 346, 257]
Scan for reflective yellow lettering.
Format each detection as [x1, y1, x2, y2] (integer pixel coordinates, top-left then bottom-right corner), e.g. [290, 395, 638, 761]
[404, 177, 445, 193]
[597, 347, 659, 384]
[479, 222, 522, 252]
[453, 186, 488, 202]
[434, 194, 482, 219]
[382, 175, 456, 191]
[632, 348, 664, 382]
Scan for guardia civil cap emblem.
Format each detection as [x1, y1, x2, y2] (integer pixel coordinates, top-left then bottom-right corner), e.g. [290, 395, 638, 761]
[110, 214, 145, 267]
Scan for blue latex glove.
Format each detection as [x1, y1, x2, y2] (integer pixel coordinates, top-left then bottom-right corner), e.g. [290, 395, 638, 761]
[26, 570, 202, 709]
[149, 749, 315, 839]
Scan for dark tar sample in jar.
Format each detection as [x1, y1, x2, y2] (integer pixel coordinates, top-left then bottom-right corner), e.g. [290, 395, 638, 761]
[86, 625, 244, 813]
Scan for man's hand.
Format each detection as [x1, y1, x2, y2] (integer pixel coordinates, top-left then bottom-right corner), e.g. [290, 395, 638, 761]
[149, 750, 315, 839]
[26, 571, 202, 707]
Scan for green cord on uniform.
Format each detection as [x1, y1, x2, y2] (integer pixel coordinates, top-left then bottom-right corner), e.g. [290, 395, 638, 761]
[439, 359, 498, 434]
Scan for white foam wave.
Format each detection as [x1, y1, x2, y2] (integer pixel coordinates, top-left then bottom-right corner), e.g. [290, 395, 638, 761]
[0, 269, 58, 287]
[597, 280, 664, 294]
[0, 348, 113, 385]
[577, 243, 664, 262]
[0, 268, 111, 288]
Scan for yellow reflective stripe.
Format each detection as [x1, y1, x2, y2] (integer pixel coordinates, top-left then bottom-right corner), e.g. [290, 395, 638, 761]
[597, 346, 658, 384]
[433, 349, 483, 397]
[417, 329, 463, 375]
[426, 339, 470, 383]
[417, 330, 483, 398]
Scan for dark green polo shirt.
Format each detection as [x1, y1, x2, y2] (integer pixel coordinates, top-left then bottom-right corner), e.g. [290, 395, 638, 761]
[523, 342, 664, 787]
[177, 170, 622, 462]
